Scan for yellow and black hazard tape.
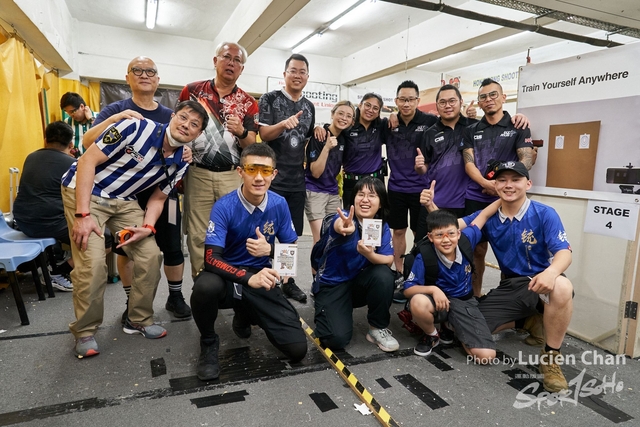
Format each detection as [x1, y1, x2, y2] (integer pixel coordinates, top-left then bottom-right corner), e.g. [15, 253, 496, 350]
[299, 317, 400, 427]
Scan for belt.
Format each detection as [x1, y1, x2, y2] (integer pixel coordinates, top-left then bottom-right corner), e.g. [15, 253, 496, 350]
[192, 163, 237, 172]
[343, 171, 383, 181]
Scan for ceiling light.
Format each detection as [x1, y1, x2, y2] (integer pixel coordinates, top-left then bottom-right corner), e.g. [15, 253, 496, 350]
[329, 0, 368, 30]
[292, 34, 322, 54]
[470, 32, 528, 50]
[146, 0, 158, 30]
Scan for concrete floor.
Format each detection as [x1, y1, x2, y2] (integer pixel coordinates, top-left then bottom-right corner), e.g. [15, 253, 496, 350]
[0, 235, 638, 427]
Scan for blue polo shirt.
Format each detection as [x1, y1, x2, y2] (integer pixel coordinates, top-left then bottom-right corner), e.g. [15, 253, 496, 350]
[403, 225, 481, 298]
[61, 118, 187, 200]
[205, 188, 297, 269]
[464, 199, 571, 277]
[315, 212, 393, 288]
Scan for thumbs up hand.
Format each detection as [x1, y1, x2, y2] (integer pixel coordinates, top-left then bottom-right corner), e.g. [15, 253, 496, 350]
[246, 226, 272, 257]
[420, 180, 436, 208]
[415, 147, 427, 174]
[282, 110, 304, 130]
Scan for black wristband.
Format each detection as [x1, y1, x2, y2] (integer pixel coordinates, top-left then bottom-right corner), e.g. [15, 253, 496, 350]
[240, 128, 249, 139]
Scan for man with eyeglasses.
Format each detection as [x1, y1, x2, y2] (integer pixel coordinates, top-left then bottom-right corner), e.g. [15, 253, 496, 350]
[60, 92, 97, 157]
[179, 41, 259, 279]
[385, 80, 439, 280]
[61, 101, 208, 358]
[84, 56, 194, 321]
[414, 85, 529, 242]
[258, 53, 315, 303]
[461, 78, 535, 298]
[190, 143, 307, 381]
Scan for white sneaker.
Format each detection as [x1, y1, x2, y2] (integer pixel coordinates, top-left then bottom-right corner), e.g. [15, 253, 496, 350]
[366, 328, 399, 352]
[51, 274, 73, 292]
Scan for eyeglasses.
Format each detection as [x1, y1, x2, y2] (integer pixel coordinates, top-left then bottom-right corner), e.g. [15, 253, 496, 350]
[429, 230, 459, 240]
[129, 67, 158, 77]
[285, 69, 308, 76]
[174, 113, 202, 130]
[478, 90, 500, 102]
[242, 164, 274, 176]
[437, 98, 459, 108]
[217, 54, 244, 66]
[334, 111, 354, 120]
[396, 97, 418, 104]
[361, 102, 380, 113]
[66, 107, 79, 115]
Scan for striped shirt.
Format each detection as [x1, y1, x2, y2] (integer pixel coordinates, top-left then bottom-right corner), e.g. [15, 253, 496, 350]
[64, 110, 98, 157]
[61, 118, 188, 200]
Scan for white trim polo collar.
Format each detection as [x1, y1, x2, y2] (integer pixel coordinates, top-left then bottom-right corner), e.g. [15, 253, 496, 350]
[237, 186, 268, 214]
[498, 197, 531, 223]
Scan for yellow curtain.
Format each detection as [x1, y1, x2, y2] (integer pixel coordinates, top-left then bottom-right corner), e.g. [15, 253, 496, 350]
[44, 75, 101, 124]
[0, 37, 44, 213]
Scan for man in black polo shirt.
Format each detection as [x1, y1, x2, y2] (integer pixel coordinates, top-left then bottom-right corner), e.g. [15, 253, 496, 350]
[462, 78, 535, 296]
[384, 80, 437, 278]
[258, 53, 315, 303]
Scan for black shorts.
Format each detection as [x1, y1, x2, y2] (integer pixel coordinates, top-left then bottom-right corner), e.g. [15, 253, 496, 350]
[408, 294, 495, 350]
[388, 190, 421, 231]
[478, 276, 540, 333]
[271, 189, 305, 236]
[464, 199, 491, 216]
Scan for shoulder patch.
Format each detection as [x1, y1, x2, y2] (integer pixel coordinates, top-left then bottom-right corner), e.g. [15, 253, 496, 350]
[102, 126, 122, 145]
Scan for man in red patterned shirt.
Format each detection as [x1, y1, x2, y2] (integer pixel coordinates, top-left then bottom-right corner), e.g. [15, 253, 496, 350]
[179, 41, 259, 277]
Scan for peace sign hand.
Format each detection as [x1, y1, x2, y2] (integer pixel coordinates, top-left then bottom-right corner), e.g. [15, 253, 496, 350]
[334, 206, 356, 236]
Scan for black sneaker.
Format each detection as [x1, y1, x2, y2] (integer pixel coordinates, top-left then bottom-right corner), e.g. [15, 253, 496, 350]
[392, 271, 407, 303]
[232, 313, 251, 339]
[414, 333, 439, 357]
[282, 278, 307, 303]
[438, 322, 454, 345]
[166, 291, 192, 318]
[197, 337, 220, 381]
[392, 290, 407, 304]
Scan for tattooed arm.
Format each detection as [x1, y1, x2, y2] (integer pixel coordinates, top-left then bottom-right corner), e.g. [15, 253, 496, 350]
[463, 148, 497, 196]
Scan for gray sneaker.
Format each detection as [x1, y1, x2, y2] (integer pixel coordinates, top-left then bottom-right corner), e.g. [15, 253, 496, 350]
[75, 336, 99, 358]
[51, 274, 73, 292]
[366, 328, 399, 352]
[123, 318, 167, 339]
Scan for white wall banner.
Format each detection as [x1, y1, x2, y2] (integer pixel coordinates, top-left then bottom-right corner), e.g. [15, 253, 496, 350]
[266, 77, 340, 109]
[518, 43, 640, 109]
[347, 86, 396, 109]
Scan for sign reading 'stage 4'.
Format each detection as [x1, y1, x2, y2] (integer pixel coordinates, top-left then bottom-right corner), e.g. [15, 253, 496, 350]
[584, 200, 639, 241]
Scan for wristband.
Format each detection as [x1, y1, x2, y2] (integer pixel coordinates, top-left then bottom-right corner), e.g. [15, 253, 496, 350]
[74, 212, 91, 218]
[240, 128, 249, 139]
[143, 224, 156, 236]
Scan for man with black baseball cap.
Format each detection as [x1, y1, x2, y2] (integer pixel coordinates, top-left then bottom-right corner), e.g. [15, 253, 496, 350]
[474, 160, 573, 393]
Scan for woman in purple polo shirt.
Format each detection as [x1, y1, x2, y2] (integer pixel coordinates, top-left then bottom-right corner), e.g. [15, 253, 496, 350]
[304, 100, 356, 244]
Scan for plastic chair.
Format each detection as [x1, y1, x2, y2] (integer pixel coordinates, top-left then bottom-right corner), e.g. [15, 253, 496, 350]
[0, 242, 48, 325]
[0, 210, 57, 298]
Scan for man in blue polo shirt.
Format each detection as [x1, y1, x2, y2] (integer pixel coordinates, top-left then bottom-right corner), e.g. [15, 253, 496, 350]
[463, 161, 573, 394]
[61, 100, 208, 359]
[190, 143, 307, 381]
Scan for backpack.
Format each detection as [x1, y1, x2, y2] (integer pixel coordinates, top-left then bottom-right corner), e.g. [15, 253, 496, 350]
[402, 232, 475, 284]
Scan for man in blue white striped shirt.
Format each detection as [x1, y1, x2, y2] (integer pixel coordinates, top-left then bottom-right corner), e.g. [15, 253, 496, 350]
[61, 100, 208, 359]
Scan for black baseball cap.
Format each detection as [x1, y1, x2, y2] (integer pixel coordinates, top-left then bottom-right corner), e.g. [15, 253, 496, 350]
[485, 160, 529, 180]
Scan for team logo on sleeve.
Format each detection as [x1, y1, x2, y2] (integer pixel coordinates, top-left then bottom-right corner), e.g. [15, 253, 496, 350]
[207, 221, 215, 237]
[557, 230, 568, 242]
[102, 126, 122, 145]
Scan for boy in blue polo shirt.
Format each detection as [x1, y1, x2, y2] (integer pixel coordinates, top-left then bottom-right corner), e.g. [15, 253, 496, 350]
[403, 192, 499, 362]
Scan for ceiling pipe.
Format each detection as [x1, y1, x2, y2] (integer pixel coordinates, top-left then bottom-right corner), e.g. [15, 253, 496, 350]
[381, 0, 622, 48]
